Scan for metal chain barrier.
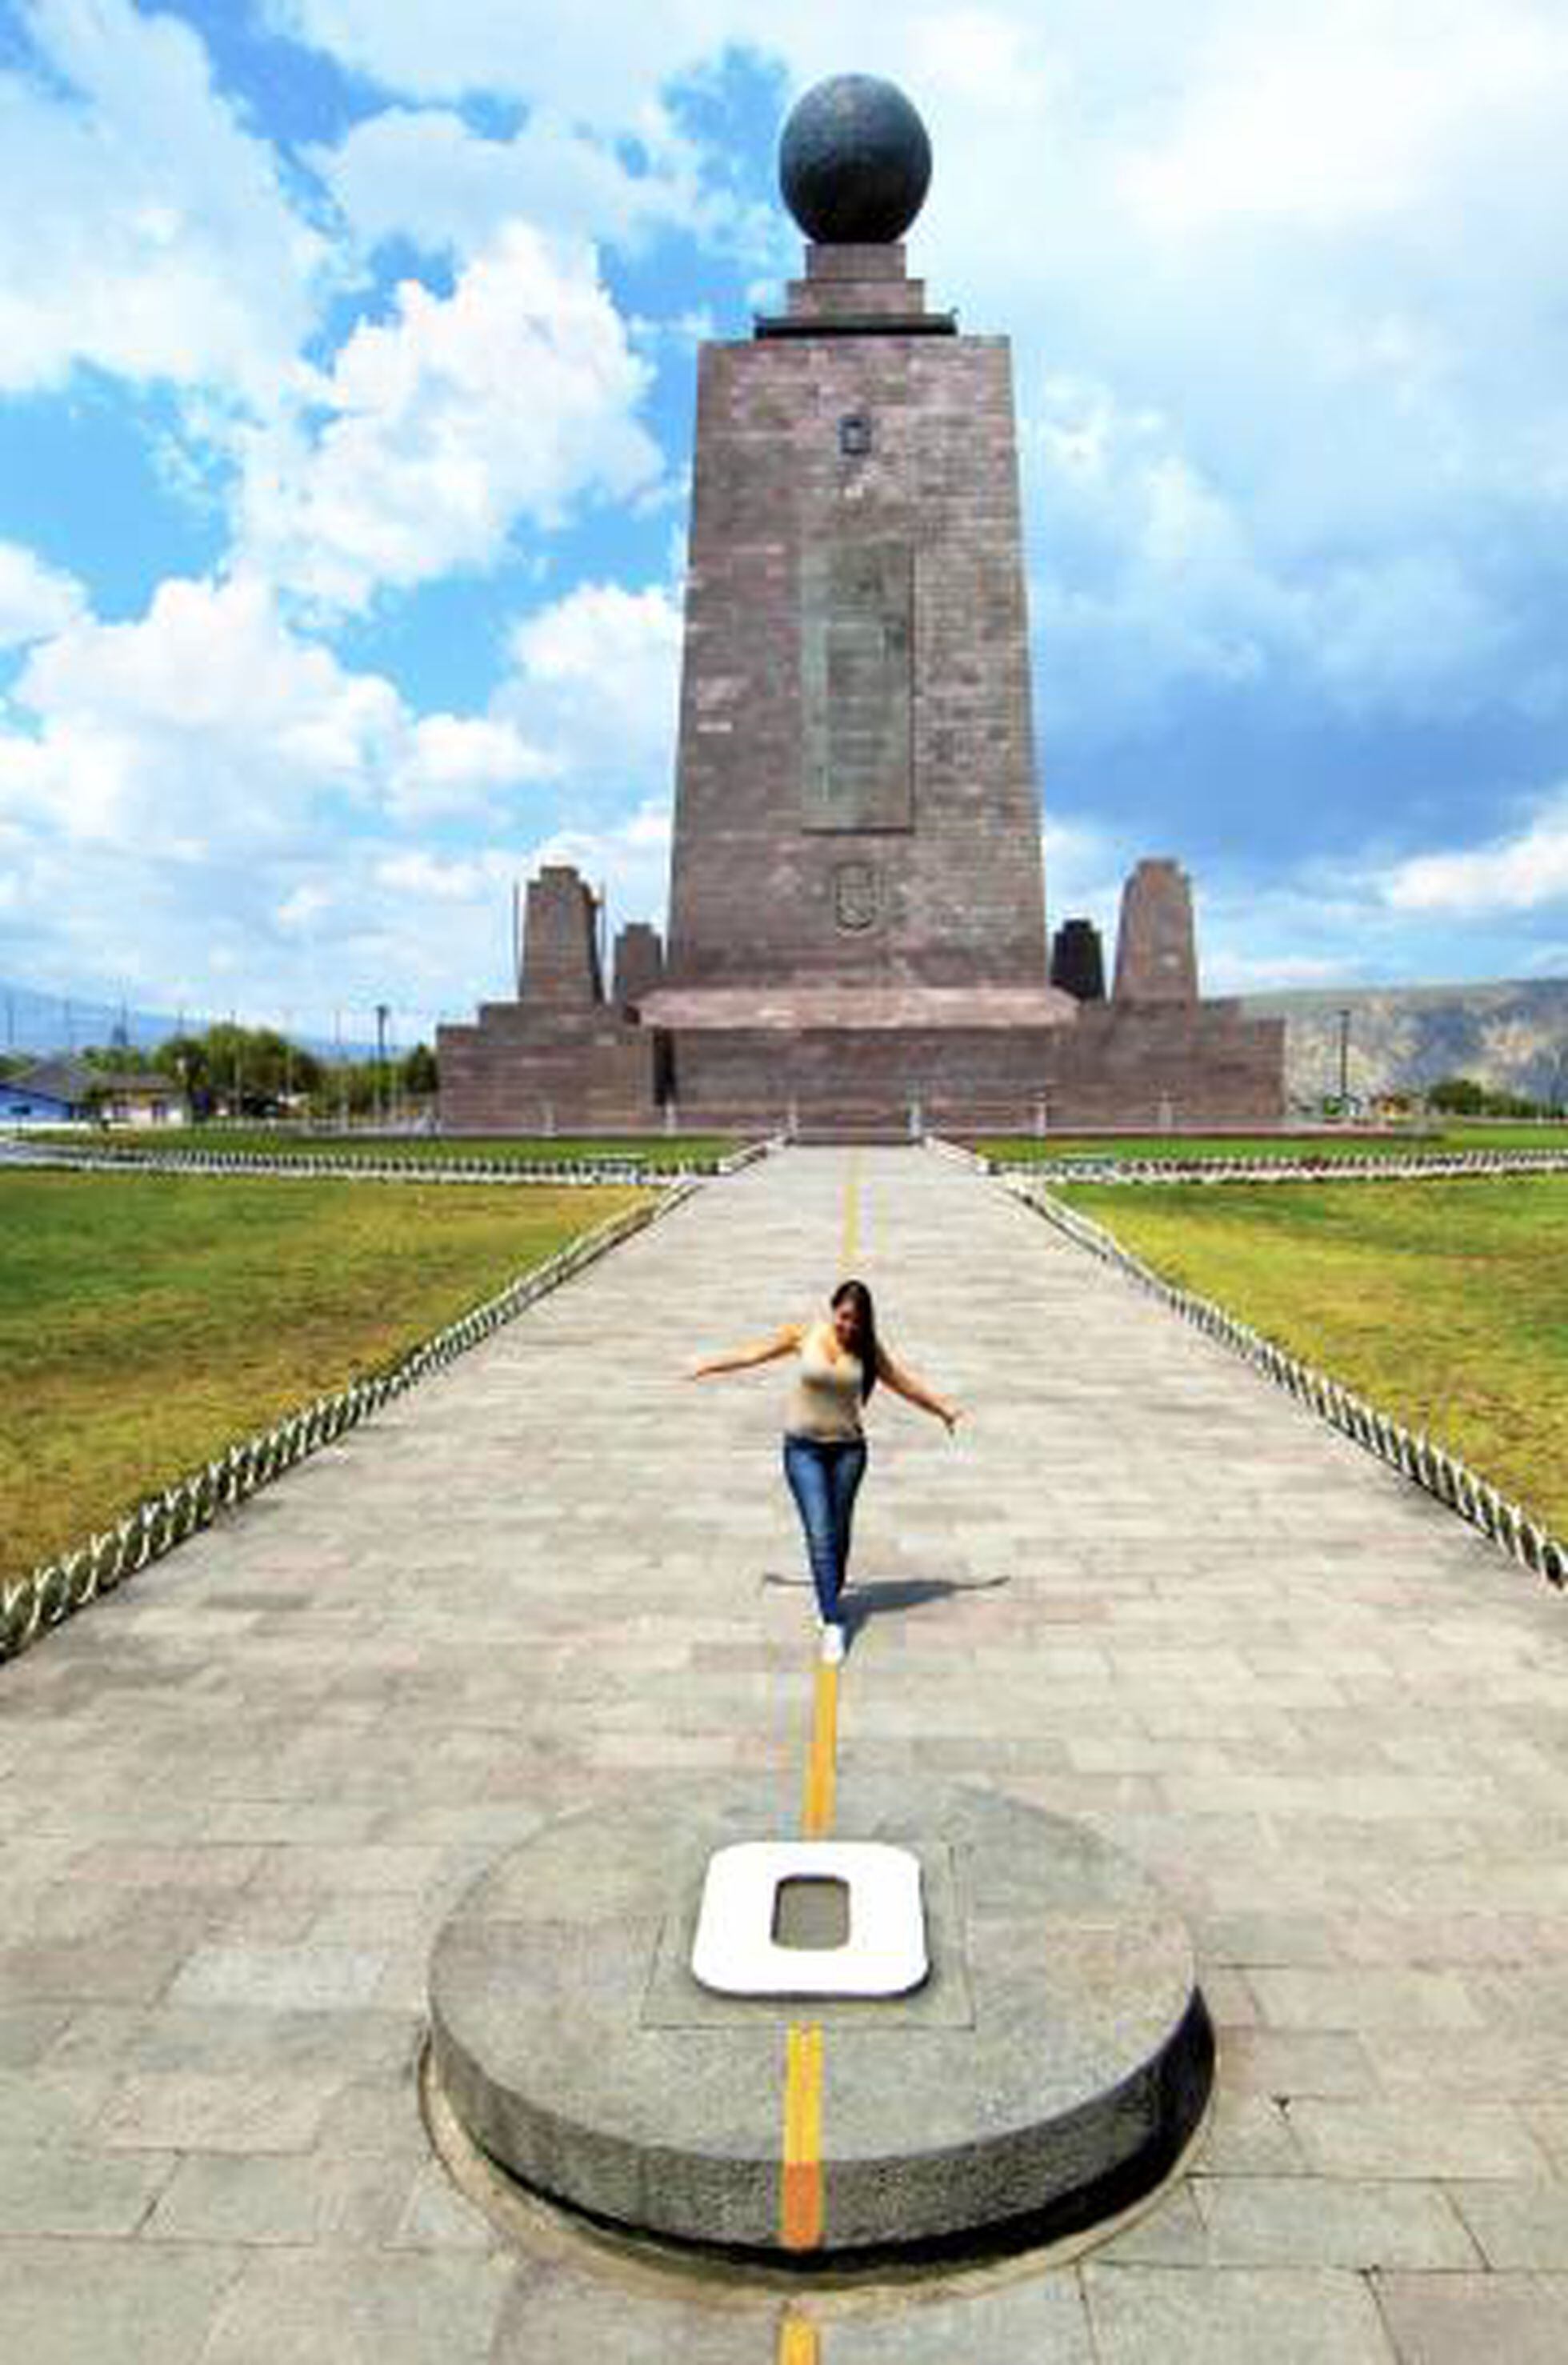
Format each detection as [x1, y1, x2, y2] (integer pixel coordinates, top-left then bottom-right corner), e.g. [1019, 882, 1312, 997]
[6, 1138, 773, 1187]
[0, 1180, 703, 1666]
[986, 1146, 1568, 1187]
[1006, 1175, 1568, 1594]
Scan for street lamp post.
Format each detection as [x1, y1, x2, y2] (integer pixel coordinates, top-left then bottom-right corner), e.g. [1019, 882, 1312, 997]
[375, 1003, 390, 1131]
[1338, 1006, 1352, 1113]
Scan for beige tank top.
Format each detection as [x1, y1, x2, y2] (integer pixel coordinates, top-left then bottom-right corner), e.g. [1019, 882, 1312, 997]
[785, 1324, 865, 1442]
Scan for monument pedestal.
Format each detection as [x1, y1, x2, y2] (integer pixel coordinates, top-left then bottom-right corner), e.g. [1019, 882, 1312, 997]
[427, 1777, 1213, 2261]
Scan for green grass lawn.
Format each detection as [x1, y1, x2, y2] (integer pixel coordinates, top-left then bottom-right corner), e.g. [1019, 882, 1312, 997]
[0, 1170, 648, 1582]
[1058, 1175, 1568, 1533]
[980, 1124, 1568, 1163]
[28, 1127, 738, 1170]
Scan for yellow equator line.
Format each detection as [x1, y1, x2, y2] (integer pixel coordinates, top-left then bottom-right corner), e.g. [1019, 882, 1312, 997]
[776, 1146, 862, 2278]
[840, 1147, 862, 1271]
[778, 2311, 822, 2364]
[801, 1659, 839, 1839]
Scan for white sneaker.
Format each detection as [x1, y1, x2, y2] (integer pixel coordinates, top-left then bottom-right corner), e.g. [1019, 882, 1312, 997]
[819, 1622, 846, 1666]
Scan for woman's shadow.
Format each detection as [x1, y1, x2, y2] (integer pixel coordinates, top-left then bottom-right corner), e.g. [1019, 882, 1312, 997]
[761, 1571, 1010, 1644]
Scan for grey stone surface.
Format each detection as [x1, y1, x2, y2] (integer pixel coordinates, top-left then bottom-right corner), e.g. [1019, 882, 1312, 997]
[1448, 2179, 1568, 2268]
[1084, 2263, 1394, 2362]
[0, 2241, 243, 2365]
[4, 1146, 1568, 2356]
[1371, 2270, 1568, 2363]
[200, 2250, 514, 2363]
[1194, 2175, 1477, 2268]
[429, 1776, 1210, 2251]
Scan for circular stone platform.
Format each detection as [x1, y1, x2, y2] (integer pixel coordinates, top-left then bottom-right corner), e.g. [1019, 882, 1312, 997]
[427, 1777, 1212, 2259]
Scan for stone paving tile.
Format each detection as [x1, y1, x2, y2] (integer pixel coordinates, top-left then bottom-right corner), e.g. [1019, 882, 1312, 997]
[1093, 2184, 1212, 2265]
[95, 2070, 335, 2155]
[1370, 2269, 1568, 2363]
[817, 2276, 1097, 2363]
[1193, 2175, 1478, 2269]
[1082, 2262, 1395, 2362]
[142, 2147, 418, 2246]
[0, 2139, 175, 2235]
[166, 1944, 390, 2011]
[1216, 2028, 1378, 2101]
[0, 2238, 244, 2364]
[1447, 2179, 1568, 2268]
[1286, 2099, 1553, 2180]
[1201, 2094, 1307, 2175]
[1248, 1967, 1484, 2031]
[200, 2247, 515, 2363]
[0, 2003, 73, 2070]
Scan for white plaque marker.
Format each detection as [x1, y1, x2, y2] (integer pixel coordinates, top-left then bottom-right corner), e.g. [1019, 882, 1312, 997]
[691, 1840, 926, 1999]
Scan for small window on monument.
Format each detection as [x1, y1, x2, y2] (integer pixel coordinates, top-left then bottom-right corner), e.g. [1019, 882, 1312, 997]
[839, 411, 872, 457]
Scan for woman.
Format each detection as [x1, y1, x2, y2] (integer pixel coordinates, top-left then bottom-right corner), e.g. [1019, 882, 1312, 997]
[689, 1279, 960, 1663]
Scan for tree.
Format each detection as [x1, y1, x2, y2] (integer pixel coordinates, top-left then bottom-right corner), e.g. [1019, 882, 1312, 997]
[401, 1042, 438, 1097]
[146, 1024, 322, 1117]
[82, 1042, 152, 1074]
[1427, 1076, 1486, 1114]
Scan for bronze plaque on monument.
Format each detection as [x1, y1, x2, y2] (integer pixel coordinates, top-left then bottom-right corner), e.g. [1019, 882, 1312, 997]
[800, 541, 914, 831]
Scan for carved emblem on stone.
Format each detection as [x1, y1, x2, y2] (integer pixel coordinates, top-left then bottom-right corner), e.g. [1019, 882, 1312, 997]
[833, 860, 881, 933]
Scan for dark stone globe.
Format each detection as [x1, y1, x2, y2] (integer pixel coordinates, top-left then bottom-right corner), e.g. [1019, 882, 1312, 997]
[779, 74, 932, 245]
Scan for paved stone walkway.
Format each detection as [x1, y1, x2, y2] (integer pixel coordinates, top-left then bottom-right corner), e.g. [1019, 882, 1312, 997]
[5, 1147, 1568, 2361]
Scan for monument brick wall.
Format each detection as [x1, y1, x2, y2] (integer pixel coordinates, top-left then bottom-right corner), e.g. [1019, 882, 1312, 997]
[1113, 859, 1199, 1004]
[522, 866, 604, 1006]
[1051, 918, 1106, 1002]
[438, 863, 656, 1133]
[611, 922, 665, 1014]
[662, 242, 1050, 998]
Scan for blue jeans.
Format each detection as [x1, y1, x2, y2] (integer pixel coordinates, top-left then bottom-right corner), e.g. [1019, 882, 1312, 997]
[782, 1435, 867, 1624]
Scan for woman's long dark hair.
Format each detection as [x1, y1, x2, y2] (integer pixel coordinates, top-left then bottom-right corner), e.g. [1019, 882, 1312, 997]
[831, 1278, 878, 1403]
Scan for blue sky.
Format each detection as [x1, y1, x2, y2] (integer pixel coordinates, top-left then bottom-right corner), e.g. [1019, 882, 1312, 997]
[4, 0, 1568, 1046]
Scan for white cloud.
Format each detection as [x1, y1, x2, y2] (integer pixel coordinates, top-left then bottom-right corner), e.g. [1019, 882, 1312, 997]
[0, 566, 676, 1021]
[0, 0, 328, 403]
[1382, 793, 1568, 914]
[0, 571, 570, 858]
[0, 574, 403, 850]
[374, 846, 514, 901]
[315, 98, 723, 262]
[1026, 373, 1527, 739]
[237, 224, 662, 610]
[0, 542, 85, 648]
[266, 0, 752, 114]
[388, 714, 559, 820]
[497, 578, 682, 790]
[1120, 6, 1568, 238]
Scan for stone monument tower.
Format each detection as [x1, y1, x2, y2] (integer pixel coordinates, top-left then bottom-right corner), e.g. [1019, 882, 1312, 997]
[1114, 860, 1199, 1003]
[438, 76, 1285, 1134]
[656, 75, 1053, 1004]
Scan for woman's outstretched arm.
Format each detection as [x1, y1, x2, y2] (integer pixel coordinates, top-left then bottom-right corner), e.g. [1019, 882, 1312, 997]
[877, 1345, 961, 1431]
[687, 1323, 802, 1380]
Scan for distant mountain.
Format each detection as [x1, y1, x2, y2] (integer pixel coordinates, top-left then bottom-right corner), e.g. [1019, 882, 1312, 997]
[0, 978, 376, 1062]
[1240, 978, 1568, 1104]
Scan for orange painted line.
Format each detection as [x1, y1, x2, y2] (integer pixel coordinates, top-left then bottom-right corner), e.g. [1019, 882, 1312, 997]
[841, 1148, 862, 1271]
[802, 1659, 839, 1839]
[781, 2023, 825, 2251]
[778, 2311, 821, 2363]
